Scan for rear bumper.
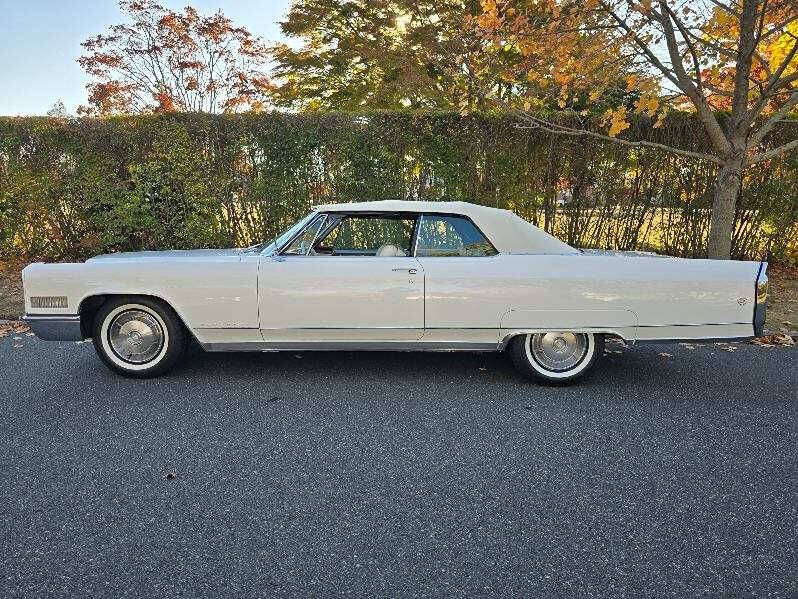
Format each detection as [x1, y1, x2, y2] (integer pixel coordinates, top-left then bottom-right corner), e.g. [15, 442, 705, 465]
[754, 262, 768, 337]
[22, 314, 83, 341]
[753, 302, 766, 337]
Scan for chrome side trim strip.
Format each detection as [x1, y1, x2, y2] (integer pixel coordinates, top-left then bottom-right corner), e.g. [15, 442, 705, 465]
[201, 341, 498, 352]
[22, 314, 83, 341]
[255, 326, 497, 333]
[636, 322, 752, 328]
[636, 337, 752, 344]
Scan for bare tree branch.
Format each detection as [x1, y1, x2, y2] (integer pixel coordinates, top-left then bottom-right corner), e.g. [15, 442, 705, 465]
[660, 3, 704, 88]
[515, 112, 722, 164]
[747, 90, 798, 148]
[728, 0, 759, 138]
[705, 0, 742, 16]
[764, 36, 798, 90]
[656, 0, 732, 154]
[746, 138, 798, 164]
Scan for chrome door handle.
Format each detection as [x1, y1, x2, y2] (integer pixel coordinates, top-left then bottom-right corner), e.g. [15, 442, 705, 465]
[392, 267, 417, 274]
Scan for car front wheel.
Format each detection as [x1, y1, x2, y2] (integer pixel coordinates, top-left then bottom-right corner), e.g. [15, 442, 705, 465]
[508, 332, 603, 384]
[92, 297, 187, 378]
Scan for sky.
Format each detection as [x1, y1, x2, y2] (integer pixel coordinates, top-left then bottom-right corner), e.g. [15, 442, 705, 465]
[0, 0, 292, 115]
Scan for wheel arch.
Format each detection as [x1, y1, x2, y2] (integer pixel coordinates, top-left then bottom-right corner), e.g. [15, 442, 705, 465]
[498, 329, 628, 350]
[497, 307, 638, 349]
[78, 293, 195, 341]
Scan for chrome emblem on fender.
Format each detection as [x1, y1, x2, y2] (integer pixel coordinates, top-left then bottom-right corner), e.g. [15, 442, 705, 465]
[30, 296, 68, 308]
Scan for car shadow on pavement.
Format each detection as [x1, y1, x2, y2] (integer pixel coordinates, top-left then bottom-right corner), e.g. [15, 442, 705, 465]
[166, 341, 651, 388]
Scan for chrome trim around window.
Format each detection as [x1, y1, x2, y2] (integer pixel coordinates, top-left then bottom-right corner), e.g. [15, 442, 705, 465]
[411, 212, 499, 258]
[307, 213, 328, 255]
[277, 212, 326, 255]
[412, 214, 424, 257]
[280, 211, 418, 257]
[22, 314, 83, 341]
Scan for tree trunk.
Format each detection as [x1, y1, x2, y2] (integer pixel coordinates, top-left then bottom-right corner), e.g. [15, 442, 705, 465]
[707, 156, 743, 259]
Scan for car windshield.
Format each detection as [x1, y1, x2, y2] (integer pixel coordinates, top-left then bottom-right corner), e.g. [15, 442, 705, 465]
[243, 212, 315, 254]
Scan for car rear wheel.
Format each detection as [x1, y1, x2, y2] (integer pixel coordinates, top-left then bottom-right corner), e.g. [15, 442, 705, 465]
[92, 297, 187, 378]
[508, 332, 603, 384]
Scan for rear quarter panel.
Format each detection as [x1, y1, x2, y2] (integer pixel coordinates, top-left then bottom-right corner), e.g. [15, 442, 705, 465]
[418, 254, 759, 340]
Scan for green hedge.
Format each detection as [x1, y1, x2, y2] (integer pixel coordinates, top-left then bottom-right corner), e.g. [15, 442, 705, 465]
[0, 112, 795, 263]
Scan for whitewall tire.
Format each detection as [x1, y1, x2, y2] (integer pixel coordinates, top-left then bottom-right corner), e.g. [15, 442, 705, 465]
[508, 332, 603, 384]
[92, 297, 187, 378]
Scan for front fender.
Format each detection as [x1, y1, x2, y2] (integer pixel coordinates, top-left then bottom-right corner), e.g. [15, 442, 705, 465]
[22, 258, 260, 336]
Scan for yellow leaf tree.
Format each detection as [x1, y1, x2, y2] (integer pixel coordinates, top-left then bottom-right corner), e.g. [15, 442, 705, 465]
[479, 0, 797, 259]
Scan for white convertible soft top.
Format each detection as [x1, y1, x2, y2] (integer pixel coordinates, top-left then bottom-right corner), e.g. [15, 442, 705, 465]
[315, 200, 578, 255]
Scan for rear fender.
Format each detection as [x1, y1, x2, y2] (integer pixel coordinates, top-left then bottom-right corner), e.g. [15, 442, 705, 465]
[499, 308, 638, 347]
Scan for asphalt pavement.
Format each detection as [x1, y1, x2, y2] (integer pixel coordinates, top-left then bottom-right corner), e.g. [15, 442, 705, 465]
[1, 334, 796, 598]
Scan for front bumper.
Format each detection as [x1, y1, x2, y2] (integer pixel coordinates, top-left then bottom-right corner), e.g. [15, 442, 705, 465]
[22, 314, 83, 341]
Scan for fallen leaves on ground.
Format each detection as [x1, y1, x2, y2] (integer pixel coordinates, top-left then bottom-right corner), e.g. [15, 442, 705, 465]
[750, 334, 795, 347]
[658, 352, 672, 358]
[0, 321, 29, 339]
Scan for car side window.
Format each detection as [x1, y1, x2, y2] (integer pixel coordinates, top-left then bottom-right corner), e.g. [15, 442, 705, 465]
[416, 215, 497, 257]
[282, 214, 326, 255]
[313, 215, 415, 256]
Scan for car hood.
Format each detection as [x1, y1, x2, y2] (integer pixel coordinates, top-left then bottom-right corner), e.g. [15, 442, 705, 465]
[86, 248, 243, 262]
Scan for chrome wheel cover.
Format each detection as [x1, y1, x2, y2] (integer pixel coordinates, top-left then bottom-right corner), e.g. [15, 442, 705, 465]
[107, 309, 165, 364]
[529, 332, 589, 372]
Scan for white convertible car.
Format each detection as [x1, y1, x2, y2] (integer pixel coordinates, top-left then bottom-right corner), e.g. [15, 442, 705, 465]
[22, 200, 767, 383]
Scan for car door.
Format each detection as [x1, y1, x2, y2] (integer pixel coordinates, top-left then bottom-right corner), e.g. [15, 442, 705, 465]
[258, 212, 424, 343]
[413, 213, 504, 344]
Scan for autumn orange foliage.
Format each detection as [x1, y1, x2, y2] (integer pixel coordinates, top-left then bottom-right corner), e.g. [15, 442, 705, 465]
[78, 0, 272, 115]
[478, 0, 796, 259]
[478, 0, 796, 136]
